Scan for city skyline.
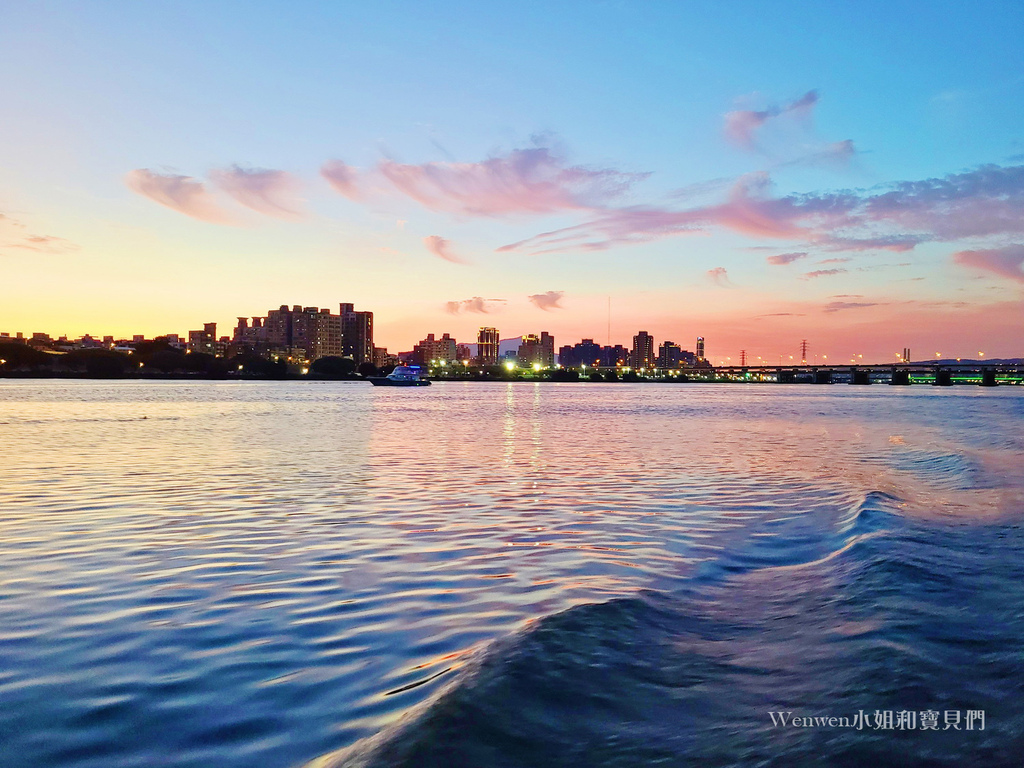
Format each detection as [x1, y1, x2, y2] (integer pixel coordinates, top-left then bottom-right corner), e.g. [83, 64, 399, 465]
[2, 3, 1023, 362]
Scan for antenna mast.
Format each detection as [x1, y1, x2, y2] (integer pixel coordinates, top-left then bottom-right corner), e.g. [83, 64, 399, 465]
[607, 296, 611, 347]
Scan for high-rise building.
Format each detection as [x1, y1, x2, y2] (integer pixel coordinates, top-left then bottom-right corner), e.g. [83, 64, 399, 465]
[291, 306, 342, 361]
[632, 331, 655, 369]
[188, 322, 217, 355]
[558, 338, 603, 368]
[539, 332, 554, 368]
[558, 340, 632, 368]
[518, 332, 555, 368]
[238, 305, 344, 361]
[658, 341, 683, 369]
[233, 317, 267, 350]
[696, 336, 705, 361]
[340, 303, 374, 364]
[412, 333, 457, 366]
[604, 345, 630, 367]
[518, 335, 541, 367]
[264, 306, 296, 349]
[372, 346, 397, 368]
[476, 327, 500, 366]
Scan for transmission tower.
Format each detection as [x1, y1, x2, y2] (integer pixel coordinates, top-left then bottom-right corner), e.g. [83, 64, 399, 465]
[800, 339, 808, 364]
[740, 349, 747, 367]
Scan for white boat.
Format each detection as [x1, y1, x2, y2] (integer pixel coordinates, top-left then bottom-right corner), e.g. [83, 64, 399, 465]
[368, 365, 432, 387]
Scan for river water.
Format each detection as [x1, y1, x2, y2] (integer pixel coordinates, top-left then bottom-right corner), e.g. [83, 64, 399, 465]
[1, 380, 1022, 767]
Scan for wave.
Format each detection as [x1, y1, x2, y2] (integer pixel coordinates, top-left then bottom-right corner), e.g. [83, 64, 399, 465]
[312, 491, 1024, 767]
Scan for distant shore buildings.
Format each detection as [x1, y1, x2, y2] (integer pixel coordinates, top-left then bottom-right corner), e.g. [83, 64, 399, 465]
[476, 327, 499, 366]
[409, 333, 457, 367]
[518, 332, 555, 369]
[632, 331, 655, 370]
[2, 306, 712, 375]
[230, 303, 374, 365]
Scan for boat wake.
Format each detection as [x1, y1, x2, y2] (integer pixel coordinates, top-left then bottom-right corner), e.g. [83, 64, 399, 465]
[311, 490, 1024, 767]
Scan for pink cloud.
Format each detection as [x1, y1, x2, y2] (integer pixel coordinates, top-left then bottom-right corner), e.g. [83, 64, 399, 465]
[5, 234, 78, 253]
[379, 146, 647, 217]
[814, 235, 923, 252]
[823, 301, 880, 312]
[210, 165, 303, 219]
[503, 162, 1024, 259]
[445, 297, 505, 314]
[0, 212, 77, 254]
[724, 110, 775, 151]
[499, 173, 806, 253]
[724, 90, 819, 150]
[710, 173, 807, 238]
[423, 235, 466, 264]
[125, 169, 233, 224]
[802, 268, 848, 279]
[766, 251, 809, 265]
[707, 267, 732, 287]
[496, 207, 704, 253]
[528, 290, 564, 311]
[321, 160, 361, 200]
[953, 245, 1024, 282]
[854, 166, 1024, 240]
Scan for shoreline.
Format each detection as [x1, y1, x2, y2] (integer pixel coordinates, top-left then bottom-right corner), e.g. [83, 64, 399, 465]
[0, 372, 1021, 386]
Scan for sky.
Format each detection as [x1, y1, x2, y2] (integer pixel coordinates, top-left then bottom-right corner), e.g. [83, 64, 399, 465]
[1, 0, 1023, 363]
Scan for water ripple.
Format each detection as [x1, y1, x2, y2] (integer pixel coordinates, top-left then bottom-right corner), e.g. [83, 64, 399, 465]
[0, 381, 1022, 768]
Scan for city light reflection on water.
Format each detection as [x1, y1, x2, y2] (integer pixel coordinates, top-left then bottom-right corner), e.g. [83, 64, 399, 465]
[1, 381, 1022, 767]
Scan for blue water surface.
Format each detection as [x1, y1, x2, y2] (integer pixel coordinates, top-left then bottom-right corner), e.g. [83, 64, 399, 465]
[0, 381, 1022, 767]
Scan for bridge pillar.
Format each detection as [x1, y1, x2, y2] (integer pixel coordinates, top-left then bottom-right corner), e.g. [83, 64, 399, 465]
[890, 369, 911, 386]
[813, 369, 832, 384]
[850, 368, 871, 385]
[933, 368, 953, 386]
[981, 369, 998, 387]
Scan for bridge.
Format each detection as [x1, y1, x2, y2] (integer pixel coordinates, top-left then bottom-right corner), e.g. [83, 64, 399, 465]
[704, 362, 1024, 386]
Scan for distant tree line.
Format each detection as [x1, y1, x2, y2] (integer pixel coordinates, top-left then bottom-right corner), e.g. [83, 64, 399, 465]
[0, 340, 393, 380]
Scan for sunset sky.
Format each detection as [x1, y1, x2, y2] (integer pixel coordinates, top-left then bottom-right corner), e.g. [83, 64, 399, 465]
[2, 1, 1022, 363]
